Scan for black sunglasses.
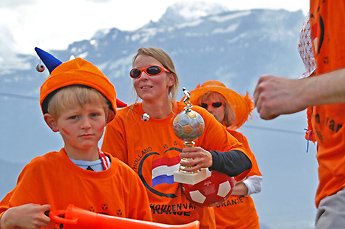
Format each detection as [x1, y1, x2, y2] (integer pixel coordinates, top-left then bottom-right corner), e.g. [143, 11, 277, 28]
[130, 65, 170, 79]
[199, 101, 223, 109]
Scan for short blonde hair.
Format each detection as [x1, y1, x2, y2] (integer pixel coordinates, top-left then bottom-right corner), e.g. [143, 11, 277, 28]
[133, 47, 180, 101]
[47, 85, 109, 119]
[198, 91, 237, 127]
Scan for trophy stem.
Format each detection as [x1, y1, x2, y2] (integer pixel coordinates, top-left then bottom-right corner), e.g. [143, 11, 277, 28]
[179, 141, 197, 173]
[183, 141, 195, 148]
[174, 140, 211, 185]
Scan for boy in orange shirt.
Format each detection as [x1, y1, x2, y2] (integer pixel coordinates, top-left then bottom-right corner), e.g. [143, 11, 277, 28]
[0, 48, 152, 229]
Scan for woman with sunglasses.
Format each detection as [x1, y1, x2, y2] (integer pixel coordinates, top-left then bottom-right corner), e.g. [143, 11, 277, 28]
[102, 47, 252, 229]
[189, 80, 262, 229]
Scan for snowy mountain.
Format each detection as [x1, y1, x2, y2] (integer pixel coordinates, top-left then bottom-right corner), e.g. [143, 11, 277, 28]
[0, 3, 318, 229]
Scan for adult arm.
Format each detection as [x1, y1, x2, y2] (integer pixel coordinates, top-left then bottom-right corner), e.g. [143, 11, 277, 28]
[208, 150, 251, 177]
[179, 148, 252, 177]
[0, 204, 50, 229]
[254, 68, 345, 120]
[231, 175, 263, 196]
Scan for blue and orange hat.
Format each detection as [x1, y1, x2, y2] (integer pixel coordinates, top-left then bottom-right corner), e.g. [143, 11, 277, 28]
[35, 47, 127, 123]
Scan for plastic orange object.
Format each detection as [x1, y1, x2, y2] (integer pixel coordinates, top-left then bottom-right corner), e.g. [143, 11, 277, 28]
[49, 204, 199, 229]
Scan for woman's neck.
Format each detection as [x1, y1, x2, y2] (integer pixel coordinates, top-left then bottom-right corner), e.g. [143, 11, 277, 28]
[142, 99, 173, 119]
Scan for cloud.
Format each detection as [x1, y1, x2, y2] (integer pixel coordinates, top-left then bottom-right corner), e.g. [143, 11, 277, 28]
[0, 0, 36, 8]
[85, 0, 110, 2]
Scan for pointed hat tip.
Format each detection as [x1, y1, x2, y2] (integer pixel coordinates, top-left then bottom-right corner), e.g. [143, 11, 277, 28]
[35, 47, 63, 74]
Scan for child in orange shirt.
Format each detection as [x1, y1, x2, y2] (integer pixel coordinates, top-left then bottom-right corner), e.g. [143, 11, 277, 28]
[189, 80, 262, 229]
[0, 48, 152, 229]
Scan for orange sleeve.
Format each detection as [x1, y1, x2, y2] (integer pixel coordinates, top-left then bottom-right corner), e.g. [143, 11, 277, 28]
[227, 129, 262, 178]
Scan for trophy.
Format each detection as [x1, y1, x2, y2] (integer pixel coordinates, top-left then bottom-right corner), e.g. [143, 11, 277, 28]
[173, 88, 236, 207]
[173, 87, 211, 185]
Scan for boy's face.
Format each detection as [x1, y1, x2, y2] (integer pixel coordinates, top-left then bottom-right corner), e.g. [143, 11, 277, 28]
[54, 103, 107, 154]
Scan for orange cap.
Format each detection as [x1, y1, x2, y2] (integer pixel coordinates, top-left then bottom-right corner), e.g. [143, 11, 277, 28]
[40, 57, 117, 122]
[188, 80, 254, 129]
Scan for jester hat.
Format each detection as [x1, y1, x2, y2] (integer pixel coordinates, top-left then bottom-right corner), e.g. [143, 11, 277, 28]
[35, 47, 126, 123]
[188, 80, 254, 130]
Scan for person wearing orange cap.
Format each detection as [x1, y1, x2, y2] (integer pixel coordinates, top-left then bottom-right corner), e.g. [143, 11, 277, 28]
[102, 47, 253, 229]
[255, 1, 345, 228]
[189, 80, 262, 229]
[0, 48, 152, 229]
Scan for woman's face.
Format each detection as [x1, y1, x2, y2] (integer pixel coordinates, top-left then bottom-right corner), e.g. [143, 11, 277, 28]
[201, 93, 225, 124]
[132, 54, 174, 103]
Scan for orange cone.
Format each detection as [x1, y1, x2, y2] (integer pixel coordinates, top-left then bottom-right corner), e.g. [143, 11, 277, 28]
[49, 204, 199, 229]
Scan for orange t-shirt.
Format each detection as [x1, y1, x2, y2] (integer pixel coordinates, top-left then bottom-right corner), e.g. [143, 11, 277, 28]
[213, 129, 261, 229]
[310, 0, 345, 207]
[102, 102, 251, 229]
[0, 149, 152, 229]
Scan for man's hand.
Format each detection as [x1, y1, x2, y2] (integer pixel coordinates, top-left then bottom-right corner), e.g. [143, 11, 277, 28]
[254, 75, 306, 120]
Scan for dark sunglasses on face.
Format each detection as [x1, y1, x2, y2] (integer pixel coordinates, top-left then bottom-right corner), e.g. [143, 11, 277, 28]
[199, 101, 223, 109]
[130, 65, 170, 79]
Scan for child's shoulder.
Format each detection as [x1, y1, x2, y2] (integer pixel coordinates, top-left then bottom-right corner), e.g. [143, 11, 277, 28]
[19, 151, 62, 176]
[27, 151, 60, 164]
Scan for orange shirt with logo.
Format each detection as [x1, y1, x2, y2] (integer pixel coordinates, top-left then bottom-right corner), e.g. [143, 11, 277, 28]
[0, 149, 152, 229]
[102, 102, 251, 229]
[310, 0, 345, 207]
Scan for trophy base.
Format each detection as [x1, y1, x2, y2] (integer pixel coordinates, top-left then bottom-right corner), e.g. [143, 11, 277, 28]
[174, 168, 211, 185]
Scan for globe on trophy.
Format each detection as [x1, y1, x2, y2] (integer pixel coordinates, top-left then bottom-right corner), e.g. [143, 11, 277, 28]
[173, 87, 211, 185]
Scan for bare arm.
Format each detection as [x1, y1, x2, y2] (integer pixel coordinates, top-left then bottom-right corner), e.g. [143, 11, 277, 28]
[230, 182, 248, 196]
[254, 68, 345, 120]
[0, 204, 50, 229]
[232, 175, 262, 196]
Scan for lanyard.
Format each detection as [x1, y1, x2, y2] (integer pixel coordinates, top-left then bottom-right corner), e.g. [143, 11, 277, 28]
[98, 149, 109, 170]
[64, 148, 109, 170]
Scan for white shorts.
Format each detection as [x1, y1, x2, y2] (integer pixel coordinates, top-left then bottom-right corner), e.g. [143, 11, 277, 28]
[315, 187, 345, 229]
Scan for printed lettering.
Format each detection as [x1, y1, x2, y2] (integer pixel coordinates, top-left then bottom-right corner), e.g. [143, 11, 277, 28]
[337, 124, 343, 133]
[329, 120, 335, 131]
[215, 197, 244, 208]
[315, 114, 320, 124]
[313, 113, 344, 139]
[150, 204, 194, 216]
[133, 147, 152, 169]
[183, 203, 188, 209]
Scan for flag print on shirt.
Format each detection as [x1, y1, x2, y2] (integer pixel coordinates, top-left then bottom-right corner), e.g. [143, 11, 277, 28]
[152, 155, 180, 187]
